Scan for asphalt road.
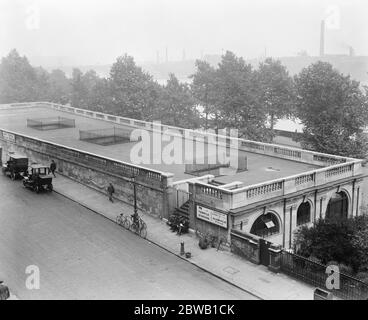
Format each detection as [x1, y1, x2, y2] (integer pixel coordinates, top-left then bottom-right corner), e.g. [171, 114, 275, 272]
[0, 175, 257, 300]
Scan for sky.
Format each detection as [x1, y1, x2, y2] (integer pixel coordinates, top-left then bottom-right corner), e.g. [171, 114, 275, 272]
[0, 0, 367, 66]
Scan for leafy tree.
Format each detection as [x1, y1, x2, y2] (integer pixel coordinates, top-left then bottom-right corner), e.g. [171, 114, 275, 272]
[190, 60, 218, 129]
[294, 214, 368, 273]
[295, 61, 368, 158]
[160, 73, 200, 128]
[214, 51, 271, 141]
[256, 58, 295, 134]
[0, 49, 39, 103]
[47, 69, 71, 104]
[71, 68, 87, 108]
[34, 66, 51, 101]
[109, 54, 162, 120]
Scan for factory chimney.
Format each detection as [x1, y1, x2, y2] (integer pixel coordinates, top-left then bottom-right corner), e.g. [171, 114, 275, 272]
[320, 20, 325, 56]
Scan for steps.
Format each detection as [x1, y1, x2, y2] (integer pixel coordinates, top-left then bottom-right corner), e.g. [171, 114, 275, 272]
[174, 200, 190, 220]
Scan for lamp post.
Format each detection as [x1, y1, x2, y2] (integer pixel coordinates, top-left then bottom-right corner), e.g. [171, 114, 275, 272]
[130, 175, 138, 216]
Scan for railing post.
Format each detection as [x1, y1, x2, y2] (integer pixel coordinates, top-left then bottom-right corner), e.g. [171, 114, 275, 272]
[268, 247, 282, 273]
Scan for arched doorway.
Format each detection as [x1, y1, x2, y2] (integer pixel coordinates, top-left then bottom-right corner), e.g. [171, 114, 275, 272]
[297, 202, 311, 226]
[250, 212, 280, 238]
[326, 191, 349, 220]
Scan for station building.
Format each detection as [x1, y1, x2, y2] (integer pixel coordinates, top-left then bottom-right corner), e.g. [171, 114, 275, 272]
[0, 102, 365, 265]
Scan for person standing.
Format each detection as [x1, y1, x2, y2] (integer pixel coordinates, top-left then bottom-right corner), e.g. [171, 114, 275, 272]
[107, 183, 115, 202]
[49, 160, 57, 177]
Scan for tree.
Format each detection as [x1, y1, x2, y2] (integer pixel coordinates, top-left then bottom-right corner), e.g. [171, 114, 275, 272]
[214, 51, 270, 141]
[109, 54, 162, 120]
[190, 60, 218, 129]
[295, 61, 368, 158]
[0, 49, 39, 103]
[160, 73, 200, 128]
[294, 214, 368, 273]
[71, 68, 87, 108]
[256, 58, 295, 135]
[47, 69, 71, 104]
[34, 66, 51, 101]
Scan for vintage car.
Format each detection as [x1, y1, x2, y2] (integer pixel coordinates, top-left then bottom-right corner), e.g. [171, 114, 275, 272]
[0, 281, 10, 300]
[22, 163, 53, 193]
[1, 152, 29, 180]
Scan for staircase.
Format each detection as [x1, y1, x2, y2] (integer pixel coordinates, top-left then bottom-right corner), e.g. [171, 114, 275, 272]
[174, 200, 190, 220]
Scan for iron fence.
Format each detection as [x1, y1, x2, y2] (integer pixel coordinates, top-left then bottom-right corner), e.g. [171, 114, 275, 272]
[27, 117, 75, 130]
[280, 250, 368, 300]
[79, 127, 136, 146]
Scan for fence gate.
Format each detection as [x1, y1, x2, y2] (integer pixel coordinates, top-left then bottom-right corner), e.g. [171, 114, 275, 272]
[259, 238, 272, 266]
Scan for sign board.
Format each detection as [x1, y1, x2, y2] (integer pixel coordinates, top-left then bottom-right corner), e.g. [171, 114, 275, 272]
[2, 131, 15, 143]
[196, 205, 228, 229]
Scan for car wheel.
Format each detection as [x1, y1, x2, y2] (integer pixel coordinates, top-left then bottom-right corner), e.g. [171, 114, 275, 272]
[48, 184, 53, 192]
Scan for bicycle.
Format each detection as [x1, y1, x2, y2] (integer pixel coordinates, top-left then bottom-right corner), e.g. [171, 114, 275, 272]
[129, 215, 147, 239]
[116, 213, 131, 229]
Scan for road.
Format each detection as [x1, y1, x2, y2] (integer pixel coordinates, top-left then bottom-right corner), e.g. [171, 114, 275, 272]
[0, 175, 257, 300]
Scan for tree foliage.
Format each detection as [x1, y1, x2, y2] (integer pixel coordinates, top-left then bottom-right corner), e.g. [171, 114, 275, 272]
[0, 49, 39, 103]
[294, 214, 368, 273]
[214, 51, 271, 141]
[190, 60, 218, 129]
[295, 61, 368, 158]
[159, 73, 200, 128]
[256, 58, 295, 131]
[109, 54, 162, 120]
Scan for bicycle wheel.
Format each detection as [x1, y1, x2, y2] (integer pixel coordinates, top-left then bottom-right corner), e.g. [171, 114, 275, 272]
[123, 218, 130, 229]
[140, 225, 147, 239]
[116, 215, 122, 225]
[130, 222, 138, 234]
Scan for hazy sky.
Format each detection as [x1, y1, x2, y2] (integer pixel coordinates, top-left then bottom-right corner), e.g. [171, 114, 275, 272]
[1, 0, 367, 65]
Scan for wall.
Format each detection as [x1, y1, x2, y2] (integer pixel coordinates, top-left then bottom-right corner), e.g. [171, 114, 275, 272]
[0, 129, 173, 218]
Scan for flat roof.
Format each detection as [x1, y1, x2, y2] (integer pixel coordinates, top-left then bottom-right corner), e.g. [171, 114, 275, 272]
[7, 152, 28, 159]
[0, 107, 319, 185]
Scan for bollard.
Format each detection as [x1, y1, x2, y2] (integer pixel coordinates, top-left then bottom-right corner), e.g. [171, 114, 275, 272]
[180, 242, 185, 255]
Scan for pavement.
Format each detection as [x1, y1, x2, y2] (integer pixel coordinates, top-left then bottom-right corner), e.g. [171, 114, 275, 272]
[52, 173, 316, 300]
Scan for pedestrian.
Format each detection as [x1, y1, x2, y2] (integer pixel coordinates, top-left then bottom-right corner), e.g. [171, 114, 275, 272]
[107, 183, 115, 202]
[49, 160, 57, 177]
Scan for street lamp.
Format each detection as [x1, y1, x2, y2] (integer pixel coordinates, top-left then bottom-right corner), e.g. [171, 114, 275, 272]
[129, 175, 138, 216]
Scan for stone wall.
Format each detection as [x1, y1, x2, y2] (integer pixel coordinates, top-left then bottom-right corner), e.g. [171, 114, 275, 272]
[0, 129, 173, 218]
[230, 230, 260, 264]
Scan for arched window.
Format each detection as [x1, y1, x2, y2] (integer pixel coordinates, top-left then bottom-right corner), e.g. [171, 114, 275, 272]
[297, 202, 311, 226]
[250, 212, 280, 238]
[326, 191, 348, 220]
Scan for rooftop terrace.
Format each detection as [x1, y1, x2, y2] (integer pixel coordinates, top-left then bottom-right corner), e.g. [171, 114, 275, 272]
[0, 104, 320, 185]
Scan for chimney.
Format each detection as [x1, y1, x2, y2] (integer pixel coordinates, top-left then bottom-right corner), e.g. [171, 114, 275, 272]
[320, 20, 325, 56]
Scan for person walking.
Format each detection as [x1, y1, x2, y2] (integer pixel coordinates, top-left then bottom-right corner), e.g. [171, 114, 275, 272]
[49, 160, 57, 177]
[107, 183, 115, 202]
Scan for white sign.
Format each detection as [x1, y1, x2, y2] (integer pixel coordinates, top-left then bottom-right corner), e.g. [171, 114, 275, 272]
[196, 205, 228, 228]
[2, 131, 15, 143]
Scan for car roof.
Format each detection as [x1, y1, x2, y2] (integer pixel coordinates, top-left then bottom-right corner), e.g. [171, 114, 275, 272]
[29, 163, 48, 169]
[8, 152, 28, 159]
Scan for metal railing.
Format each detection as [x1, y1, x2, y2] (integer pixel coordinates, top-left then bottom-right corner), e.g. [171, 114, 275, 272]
[280, 251, 368, 300]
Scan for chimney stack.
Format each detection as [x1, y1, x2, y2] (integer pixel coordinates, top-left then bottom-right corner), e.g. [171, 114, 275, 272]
[320, 20, 325, 56]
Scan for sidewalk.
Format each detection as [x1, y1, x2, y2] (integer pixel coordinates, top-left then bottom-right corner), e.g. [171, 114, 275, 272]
[52, 174, 315, 300]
